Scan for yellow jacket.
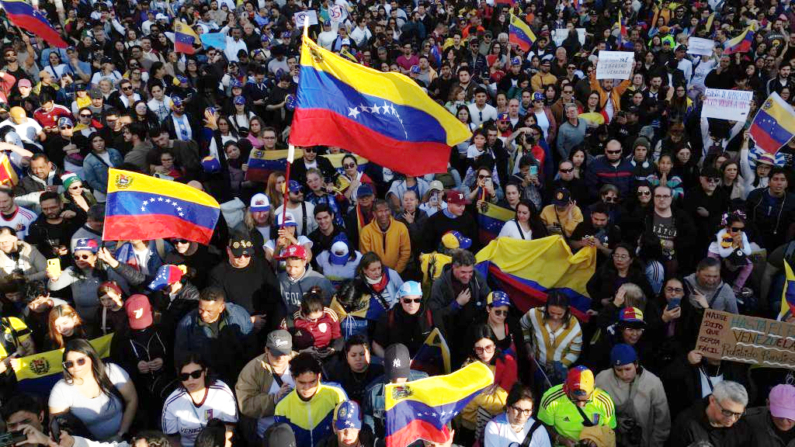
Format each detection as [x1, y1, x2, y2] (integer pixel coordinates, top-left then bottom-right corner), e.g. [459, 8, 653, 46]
[359, 217, 411, 273]
[540, 204, 583, 238]
[589, 72, 632, 113]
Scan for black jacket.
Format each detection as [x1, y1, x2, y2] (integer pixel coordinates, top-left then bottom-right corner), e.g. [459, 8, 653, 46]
[745, 188, 795, 251]
[373, 305, 434, 357]
[290, 156, 337, 185]
[669, 397, 756, 447]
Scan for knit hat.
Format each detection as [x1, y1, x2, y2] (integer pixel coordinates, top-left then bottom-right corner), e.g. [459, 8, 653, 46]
[61, 173, 81, 190]
[633, 137, 651, 153]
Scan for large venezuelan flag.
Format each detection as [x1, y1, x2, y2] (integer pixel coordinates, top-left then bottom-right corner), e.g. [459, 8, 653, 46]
[723, 25, 754, 55]
[411, 328, 451, 376]
[174, 20, 200, 54]
[0, 0, 67, 48]
[477, 203, 515, 245]
[750, 92, 795, 155]
[385, 362, 493, 447]
[290, 36, 471, 177]
[104, 169, 220, 244]
[13, 334, 113, 395]
[509, 13, 536, 52]
[475, 235, 596, 321]
[245, 148, 368, 182]
[778, 261, 795, 321]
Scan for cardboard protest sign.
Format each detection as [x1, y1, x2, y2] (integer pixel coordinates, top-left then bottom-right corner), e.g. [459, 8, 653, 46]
[688, 37, 715, 56]
[294, 10, 318, 26]
[696, 309, 795, 369]
[701, 88, 753, 121]
[596, 51, 634, 80]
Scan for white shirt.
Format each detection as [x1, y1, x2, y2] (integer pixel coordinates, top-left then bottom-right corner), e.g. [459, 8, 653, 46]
[256, 368, 294, 436]
[349, 26, 372, 47]
[0, 118, 42, 149]
[274, 202, 317, 236]
[468, 103, 498, 127]
[498, 219, 533, 240]
[485, 413, 551, 447]
[0, 206, 36, 240]
[162, 381, 238, 447]
[224, 37, 248, 62]
[147, 96, 173, 123]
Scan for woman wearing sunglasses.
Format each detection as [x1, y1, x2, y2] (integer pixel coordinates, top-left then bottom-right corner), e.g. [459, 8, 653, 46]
[476, 291, 529, 379]
[48, 339, 138, 441]
[162, 353, 238, 447]
[372, 281, 434, 358]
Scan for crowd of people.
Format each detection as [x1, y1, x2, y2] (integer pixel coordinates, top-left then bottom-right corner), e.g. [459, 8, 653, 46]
[0, 0, 793, 445]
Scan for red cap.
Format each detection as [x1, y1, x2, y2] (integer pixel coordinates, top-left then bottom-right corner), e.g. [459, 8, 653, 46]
[279, 244, 308, 261]
[446, 190, 469, 206]
[125, 294, 153, 330]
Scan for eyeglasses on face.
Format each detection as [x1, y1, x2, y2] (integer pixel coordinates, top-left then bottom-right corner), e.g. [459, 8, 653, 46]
[474, 344, 495, 354]
[715, 399, 744, 419]
[665, 287, 684, 293]
[343, 163, 357, 169]
[729, 226, 744, 233]
[63, 357, 87, 369]
[402, 298, 422, 304]
[510, 405, 533, 416]
[492, 309, 508, 316]
[478, 174, 492, 180]
[179, 369, 204, 381]
[73, 254, 93, 260]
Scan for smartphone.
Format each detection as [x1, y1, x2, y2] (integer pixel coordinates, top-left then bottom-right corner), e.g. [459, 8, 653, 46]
[49, 417, 61, 444]
[666, 298, 681, 311]
[47, 259, 61, 278]
[0, 431, 26, 447]
[429, 193, 438, 205]
[529, 165, 538, 176]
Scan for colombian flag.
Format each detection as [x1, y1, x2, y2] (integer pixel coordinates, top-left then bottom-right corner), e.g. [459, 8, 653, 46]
[750, 92, 795, 155]
[475, 235, 596, 321]
[385, 362, 493, 447]
[509, 13, 536, 52]
[174, 20, 200, 54]
[477, 202, 514, 245]
[723, 25, 754, 55]
[0, 0, 67, 48]
[0, 153, 18, 186]
[103, 169, 220, 244]
[411, 328, 451, 376]
[290, 35, 471, 177]
[778, 261, 795, 321]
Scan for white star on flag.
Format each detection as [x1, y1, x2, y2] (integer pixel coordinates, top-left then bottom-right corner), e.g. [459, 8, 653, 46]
[371, 104, 381, 114]
[348, 107, 360, 119]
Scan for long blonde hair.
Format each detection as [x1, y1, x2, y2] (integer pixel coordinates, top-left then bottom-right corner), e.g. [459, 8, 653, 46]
[266, 171, 285, 210]
[48, 304, 85, 349]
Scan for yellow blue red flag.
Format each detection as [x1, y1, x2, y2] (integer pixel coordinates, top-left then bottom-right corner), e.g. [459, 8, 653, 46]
[411, 328, 451, 376]
[174, 20, 201, 54]
[290, 35, 471, 176]
[477, 202, 515, 245]
[103, 169, 220, 244]
[778, 261, 795, 321]
[0, 0, 67, 48]
[723, 24, 755, 54]
[385, 362, 493, 447]
[476, 235, 596, 321]
[750, 92, 795, 155]
[509, 13, 536, 52]
[0, 154, 18, 186]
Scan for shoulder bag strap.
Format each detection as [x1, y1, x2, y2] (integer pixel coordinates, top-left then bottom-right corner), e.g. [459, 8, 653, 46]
[521, 420, 544, 447]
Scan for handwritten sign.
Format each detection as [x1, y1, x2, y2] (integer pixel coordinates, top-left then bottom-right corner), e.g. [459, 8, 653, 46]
[294, 10, 318, 26]
[701, 88, 753, 121]
[596, 51, 634, 80]
[688, 37, 716, 56]
[329, 5, 343, 24]
[696, 309, 795, 369]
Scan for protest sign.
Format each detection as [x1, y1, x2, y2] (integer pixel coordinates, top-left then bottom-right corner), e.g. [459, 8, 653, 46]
[701, 88, 753, 121]
[596, 51, 634, 80]
[294, 10, 318, 26]
[695, 309, 795, 369]
[552, 28, 586, 46]
[688, 37, 715, 56]
[329, 5, 343, 24]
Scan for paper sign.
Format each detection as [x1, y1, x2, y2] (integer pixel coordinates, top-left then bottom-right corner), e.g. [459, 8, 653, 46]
[596, 51, 634, 80]
[701, 88, 753, 121]
[696, 309, 795, 369]
[294, 10, 318, 26]
[329, 5, 343, 23]
[688, 37, 715, 56]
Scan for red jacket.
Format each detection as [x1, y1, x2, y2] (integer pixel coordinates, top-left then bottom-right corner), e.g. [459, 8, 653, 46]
[281, 308, 342, 349]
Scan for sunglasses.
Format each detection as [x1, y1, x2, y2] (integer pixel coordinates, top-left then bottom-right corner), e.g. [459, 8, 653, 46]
[729, 227, 744, 233]
[492, 309, 508, 316]
[69, 185, 82, 190]
[179, 369, 204, 381]
[402, 298, 422, 304]
[603, 197, 617, 203]
[637, 190, 651, 196]
[606, 150, 622, 154]
[478, 175, 491, 180]
[559, 168, 573, 173]
[235, 253, 251, 258]
[63, 357, 87, 369]
[343, 163, 357, 169]
[73, 254, 93, 260]
[173, 239, 189, 244]
[122, 86, 133, 90]
[60, 125, 73, 130]
[80, 114, 92, 118]
[303, 147, 315, 153]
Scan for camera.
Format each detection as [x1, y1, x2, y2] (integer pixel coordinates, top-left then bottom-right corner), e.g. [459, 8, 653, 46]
[0, 431, 26, 447]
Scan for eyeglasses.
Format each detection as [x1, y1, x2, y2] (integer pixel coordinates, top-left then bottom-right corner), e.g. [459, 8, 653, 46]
[73, 254, 92, 260]
[303, 147, 315, 153]
[715, 399, 744, 419]
[606, 150, 622, 154]
[122, 85, 133, 90]
[343, 163, 357, 169]
[474, 344, 495, 354]
[63, 357, 87, 369]
[60, 125, 73, 130]
[511, 405, 533, 416]
[637, 190, 651, 196]
[235, 253, 251, 259]
[402, 298, 422, 304]
[603, 196, 617, 203]
[69, 185, 82, 190]
[612, 253, 629, 260]
[706, 178, 720, 184]
[729, 227, 744, 233]
[173, 239, 189, 244]
[654, 194, 672, 199]
[80, 114, 92, 118]
[559, 168, 573, 173]
[179, 369, 204, 381]
[492, 309, 508, 316]
[665, 287, 684, 293]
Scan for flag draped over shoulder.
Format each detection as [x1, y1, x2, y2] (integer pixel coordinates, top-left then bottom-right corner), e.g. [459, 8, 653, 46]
[0, 0, 67, 48]
[174, 20, 200, 54]
[477, 203, 514, 244]
[509, 13, 536, 52]
[103, 169, 220, 244]
[475, 235, 596, 320]
[289, 36, 471, 177]
[13, 334, 113, 395]
[750, 92, 795, 155]
[411, 328, 451, 376]
[778, 261, 795, 321]
[385, 362, 493, 447]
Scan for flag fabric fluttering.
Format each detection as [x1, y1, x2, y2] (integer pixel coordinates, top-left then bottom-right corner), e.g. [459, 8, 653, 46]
[103, 169, 221, 244]
[385, 362, 494, 447]
[475, 235, 597, 321]
[0, 153, 19, 186]
[411, 328, 452, 376]
[723, 25, 755, 54]
[200, 32, 227, 50]
[477, 203, 515, 245]
[509, 13, 536, 52]
[0, 0, 67, 48]
[778, 261, 795, 321]
[749, 92, 795, 155]
[617, 11, 628, 48]
[174, 20, 201, 54]
[289, 35, 471, 177]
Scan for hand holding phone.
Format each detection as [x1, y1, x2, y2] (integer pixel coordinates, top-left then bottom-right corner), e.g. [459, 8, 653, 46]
[666, 298, 681, 311]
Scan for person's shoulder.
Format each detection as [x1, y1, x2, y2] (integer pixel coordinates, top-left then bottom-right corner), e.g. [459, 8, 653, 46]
[540, 384, 566, 409]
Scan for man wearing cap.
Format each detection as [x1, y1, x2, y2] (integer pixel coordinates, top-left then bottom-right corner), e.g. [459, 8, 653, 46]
[309, 204, 346, 263]
[538, 366, 616, 446]
[683, 166, 730, 254]
[236, 329, 296, 441]
[540, 187, 584, 238]
[669, 380, 754, 446]
[363, 344, 428, 441]
[531, 59, 557, 92]
[275, 180, 317, 237]
[745, 384, 795, 445]
[277, 244, 335, 322]
[344, 183, 375, 249]
[359, 199, 411, 274]
[151, 127, 202, 179]
[163, 95, 198, 144]
[498, 58, 529, 94]
[318, 401, 375, 447]
[594, 344, 670, 447]
[422, 190, 478, 254]
[209, 233, 279, 331]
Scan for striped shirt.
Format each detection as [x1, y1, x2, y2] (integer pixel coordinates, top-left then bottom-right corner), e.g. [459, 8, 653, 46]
[520, 308, 582, 367]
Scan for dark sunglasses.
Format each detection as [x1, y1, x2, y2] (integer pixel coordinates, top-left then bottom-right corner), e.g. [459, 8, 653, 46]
[492, 309, 508, 316]
[402, 298, 422, 304]
[122, 85, 133, 90]
[343, 163, 357, 169]
[729, 227, 744, 233]
[63, 357, 87, 369]
[179, 369, 204, 381]
[559, 168, 573, 173]
[172, 239, 189, 244]
[603, 197, 618, 203]
[73, 254, 92, 260]
[60, 125, 73, 130]
[80, 114, 92, 118]
[637, 190, 651, 196]
[303, 147, 315, 153]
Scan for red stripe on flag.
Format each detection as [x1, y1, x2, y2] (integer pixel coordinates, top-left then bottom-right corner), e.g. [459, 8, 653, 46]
[750, 123, 785, 154]
[6, 13, 67, 48]
[104, 214, 214, 244]
[386, 420, 450, 447]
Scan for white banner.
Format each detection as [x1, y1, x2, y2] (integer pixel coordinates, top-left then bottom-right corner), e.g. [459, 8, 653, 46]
[329, 5, 343, 23]
[701, 88, 754, 121]
[688, 37, 716, 56]
[596, 51, 634, 80]
[294, 10, 318, 26]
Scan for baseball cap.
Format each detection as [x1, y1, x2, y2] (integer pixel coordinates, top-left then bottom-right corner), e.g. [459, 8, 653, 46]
[356, 184, 374, 198]
[758, 152, 776, 166]
[511, 56, 521, 66]
[488, 291, 510, 308]
[553, 187, 571, 206]
[231, 79, 243, 88]
[266, 329, 293, 356]
[770, 384, 795, 421]
[89, 89, 103, 99]
[233, 95, 246, 106]
[148, 265, 184, 291]
[250, 193, 271, 212]
[498, 112, 509, 122]
[228, 234, 254, 257]
[334, 401, 362, 431]
[441, 230, 472, 249]
[619, 307, 646, 328]
[565, 365, 595, 397]
[446, 190, 469, 206]
[329, 241, 350, 265]
[610, 343, 638, 367]
[288, 180, 303, 193]
[384, 343, 411, 381]
[58, 117, 74, 128]
[397, 281, 423, 300]
[73, 238, 99, 253]
[17, 79, 31, 88]
[171, 96, 184, 107]
[429, 180, 444, 192]
[533, 92, 545, 102]
[125, 294, 153, 330]
[280, 244, 307, 261]
[277, 212, 298, 227]
[155, 13, 168, 20]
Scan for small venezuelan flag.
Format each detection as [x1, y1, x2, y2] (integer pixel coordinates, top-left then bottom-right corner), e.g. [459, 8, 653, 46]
[0, 0, 67, 48]
[174, 20, 200, 54]
[103, 169, 220, 244]
[723, 25, 754, 55]
[385, 362, 493, 447]
[0, 154, 18, 187]
[779, 261, 795, 321]
[750, 92, 795, 155]
[509, 13, 536, 53]
[411, 328, 452, 376]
